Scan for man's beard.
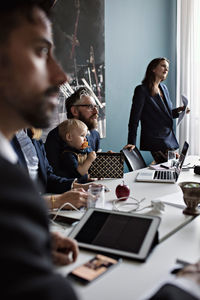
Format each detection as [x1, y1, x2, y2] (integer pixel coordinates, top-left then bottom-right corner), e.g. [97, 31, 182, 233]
[12, 95, 57, 130]
[26, 87, 59, 129]
[78, 111, 98, 131]
[21, 107, 53, 129]
[0, 53, 59, 130]
[15, 87, 59, 129]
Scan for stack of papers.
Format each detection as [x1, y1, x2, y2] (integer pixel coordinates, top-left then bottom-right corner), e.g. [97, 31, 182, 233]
[177, 95, 188, 126]
[149, 164, 173, 171]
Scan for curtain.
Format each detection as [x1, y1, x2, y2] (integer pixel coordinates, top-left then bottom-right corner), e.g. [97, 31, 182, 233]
[176, 0, 200, 154]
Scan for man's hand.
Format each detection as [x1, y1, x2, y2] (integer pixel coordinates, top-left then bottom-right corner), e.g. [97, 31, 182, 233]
[123, 144, 135, 152]
[51, 232, 79, 266]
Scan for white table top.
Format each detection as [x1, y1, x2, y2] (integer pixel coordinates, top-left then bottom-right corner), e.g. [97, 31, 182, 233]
[52, 155, 200, 241]
[52, 155, 200, 300]
[55, 215, 200, 300]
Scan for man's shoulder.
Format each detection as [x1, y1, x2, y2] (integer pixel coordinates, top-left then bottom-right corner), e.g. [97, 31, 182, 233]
[46, 126, 59, 140]
[45, 126, 63, 149]
[89, 129, 100, 139]
[87, 129, 100, 151]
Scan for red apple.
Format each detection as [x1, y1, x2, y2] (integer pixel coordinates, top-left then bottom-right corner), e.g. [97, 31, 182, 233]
[115, 181, 130, 201]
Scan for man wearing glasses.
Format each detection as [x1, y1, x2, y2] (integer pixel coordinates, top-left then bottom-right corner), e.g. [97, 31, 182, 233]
[45, 87, 100, 176]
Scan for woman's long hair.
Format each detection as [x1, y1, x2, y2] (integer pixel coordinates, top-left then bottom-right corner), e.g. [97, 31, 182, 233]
[28, 128, 42, 140]
[142, 57, 169, 95]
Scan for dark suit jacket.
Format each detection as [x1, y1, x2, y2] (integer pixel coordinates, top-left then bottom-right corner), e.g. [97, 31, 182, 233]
[11, 135, 74, 194]
[0, 155, 78, 299]
[128, 83, 179, 152]
[45, 126, 100, 176]
[149, 283, 198, 300]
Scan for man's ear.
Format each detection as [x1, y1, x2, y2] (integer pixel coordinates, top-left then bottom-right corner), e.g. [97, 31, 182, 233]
[65, 132, 72, 142]
[70, 106, 79, 118]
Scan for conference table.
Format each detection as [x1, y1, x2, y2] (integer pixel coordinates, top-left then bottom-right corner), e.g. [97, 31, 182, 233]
[52, 155, 200, 300]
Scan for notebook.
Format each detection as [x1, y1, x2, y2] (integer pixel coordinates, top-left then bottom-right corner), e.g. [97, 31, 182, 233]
[135, 141, 189, 183]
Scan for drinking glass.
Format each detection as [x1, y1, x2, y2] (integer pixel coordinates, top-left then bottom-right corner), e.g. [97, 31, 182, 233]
[87, 185, 105, 209]
[168, 150, 176, 167]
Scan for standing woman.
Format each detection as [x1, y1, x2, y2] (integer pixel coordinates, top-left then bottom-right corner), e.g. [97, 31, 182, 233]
[124, 57, 189, 164]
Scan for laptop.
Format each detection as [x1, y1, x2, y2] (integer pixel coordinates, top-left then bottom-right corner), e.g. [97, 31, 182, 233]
[135, 141, 189, 183]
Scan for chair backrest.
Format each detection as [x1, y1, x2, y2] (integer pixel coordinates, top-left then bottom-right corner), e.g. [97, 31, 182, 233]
[122, 147, 146, 171]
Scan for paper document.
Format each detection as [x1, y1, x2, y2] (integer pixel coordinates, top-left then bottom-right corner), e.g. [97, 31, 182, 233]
[177, 95, 188, 126]
[149, 164, 172, 171]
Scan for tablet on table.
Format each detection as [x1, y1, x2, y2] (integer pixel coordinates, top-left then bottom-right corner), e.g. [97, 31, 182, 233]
[68, 208, 161, 261]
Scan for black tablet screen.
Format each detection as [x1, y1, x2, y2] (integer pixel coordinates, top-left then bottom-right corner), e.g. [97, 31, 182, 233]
[75, 211, 152, 254]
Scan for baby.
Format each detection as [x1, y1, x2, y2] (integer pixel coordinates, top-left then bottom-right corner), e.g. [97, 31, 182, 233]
[58, 119, 96, 183]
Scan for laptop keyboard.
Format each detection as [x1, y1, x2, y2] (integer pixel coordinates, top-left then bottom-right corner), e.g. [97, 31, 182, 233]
[154, 170, 176, 180]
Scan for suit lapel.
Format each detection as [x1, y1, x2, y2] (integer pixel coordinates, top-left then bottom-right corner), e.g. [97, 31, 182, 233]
[151, 86, 172, 119]
[159, 85, 172, 118]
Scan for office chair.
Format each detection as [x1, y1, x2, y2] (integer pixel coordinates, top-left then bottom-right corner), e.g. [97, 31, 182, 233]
[122, 147, 147, 172]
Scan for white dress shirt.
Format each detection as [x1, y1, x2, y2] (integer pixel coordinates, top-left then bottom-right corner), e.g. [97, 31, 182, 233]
[16, 130, 39, 181]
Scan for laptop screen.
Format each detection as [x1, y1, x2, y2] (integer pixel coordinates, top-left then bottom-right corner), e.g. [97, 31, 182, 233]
[175, 141, 189, 176]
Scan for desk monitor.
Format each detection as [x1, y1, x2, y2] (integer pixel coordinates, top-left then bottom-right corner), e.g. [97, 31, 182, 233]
[68, 208, 161, 261]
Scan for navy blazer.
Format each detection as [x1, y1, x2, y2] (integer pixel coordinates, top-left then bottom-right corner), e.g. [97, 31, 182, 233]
[11, 135, 74, 194]
[128, 83, 179, 152]
[0, 155, 78, 299]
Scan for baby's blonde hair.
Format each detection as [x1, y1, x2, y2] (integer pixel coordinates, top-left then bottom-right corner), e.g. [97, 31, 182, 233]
[58, 119, 88, 142]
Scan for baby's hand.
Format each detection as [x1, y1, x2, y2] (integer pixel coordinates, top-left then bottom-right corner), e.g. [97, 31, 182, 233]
[88, 151, 96, 162]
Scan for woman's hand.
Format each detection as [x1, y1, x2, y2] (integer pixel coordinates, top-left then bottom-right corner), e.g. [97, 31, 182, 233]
[56, 188, 88, 209]
[186, 107, 190, 114]
[177, 105, 190, 114]
[51, 232, 79, 266]
[124, 144, 135, 151]
[45, 189, 89, 210]
[73, 182, 110, 192]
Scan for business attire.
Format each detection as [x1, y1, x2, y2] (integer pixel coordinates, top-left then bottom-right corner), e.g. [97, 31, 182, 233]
[11, 133, 74, 194]
[45, 125, 100, 176]
[128, 83, 179, 154]
[0, 133, 78, 299]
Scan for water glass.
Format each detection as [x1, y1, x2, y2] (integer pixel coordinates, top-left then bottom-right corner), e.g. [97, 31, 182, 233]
[87, 185, 105, 209]
[168, 150, 176, 167]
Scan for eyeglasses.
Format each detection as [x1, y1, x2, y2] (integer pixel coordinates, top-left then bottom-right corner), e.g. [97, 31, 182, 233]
[73, 104, 98, 111]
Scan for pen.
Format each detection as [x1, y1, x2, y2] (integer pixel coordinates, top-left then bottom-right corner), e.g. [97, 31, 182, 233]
[160, 164, 170, 169]
[171, 259, 191, 274]
[176, 259, 191, 267]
